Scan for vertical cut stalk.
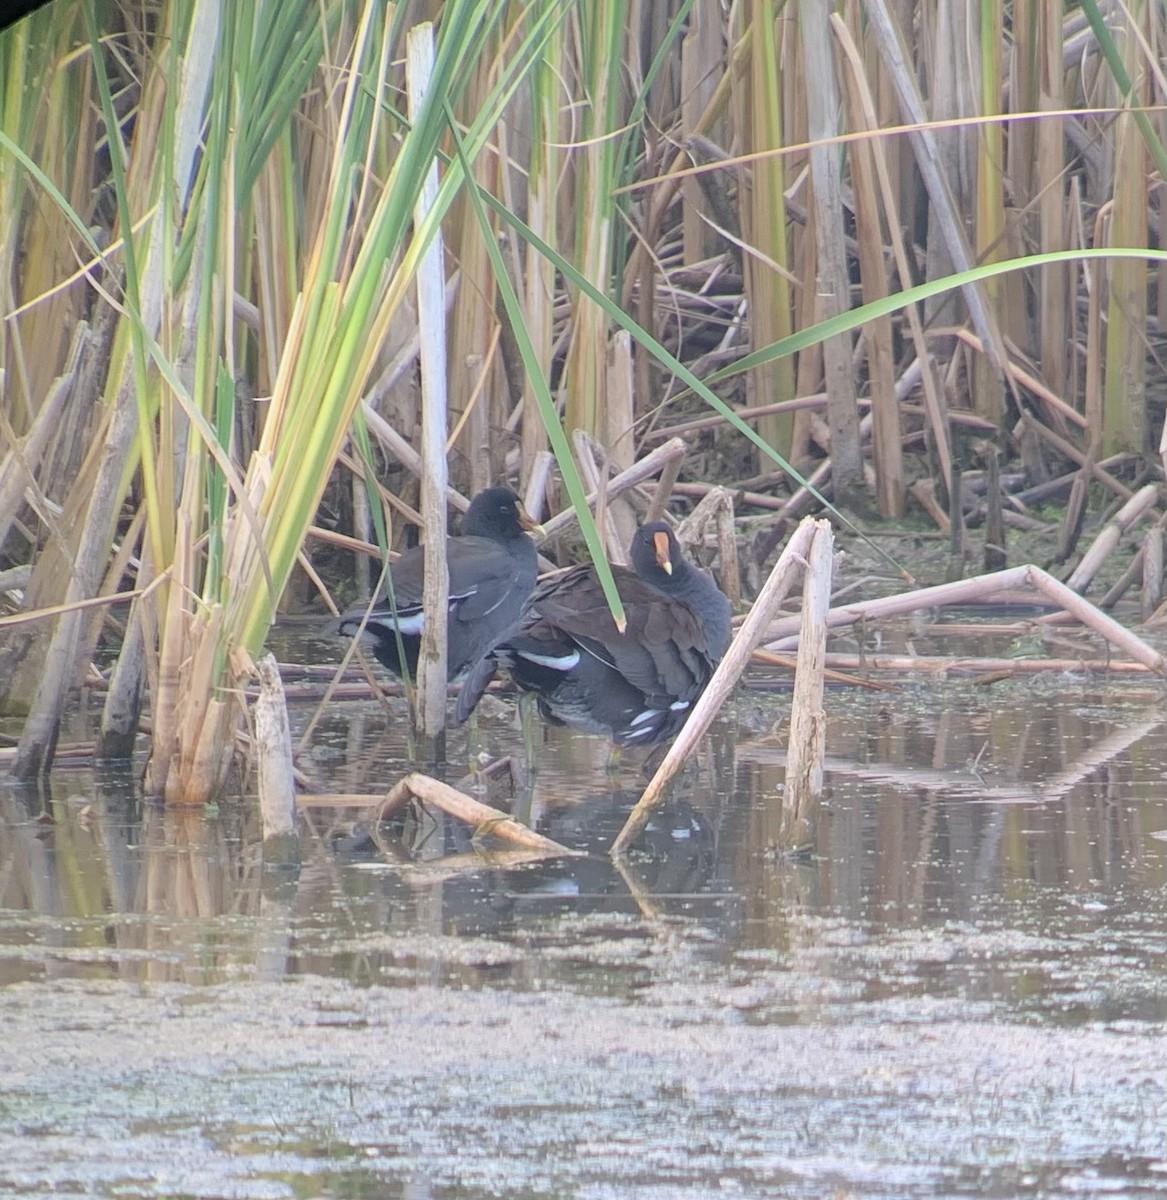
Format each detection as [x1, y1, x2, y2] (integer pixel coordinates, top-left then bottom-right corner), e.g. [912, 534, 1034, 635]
[408, 22, 450, 742]
[779, 518, 833, 852]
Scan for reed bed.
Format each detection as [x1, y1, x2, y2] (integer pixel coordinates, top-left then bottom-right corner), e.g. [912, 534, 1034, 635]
[2, 1, 1166, 802]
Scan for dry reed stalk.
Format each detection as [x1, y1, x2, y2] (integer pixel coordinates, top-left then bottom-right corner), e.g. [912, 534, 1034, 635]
[738, 0, 796, 458]
[779, 519, 833, 851]
[375, 772, 580, 856]
[604, 330, 639, 551]
[522, 449, 555, 523]
[644, 451, 682, 523]
[949, 328, 1086, 431]
[835, 19, 902, 517]
[1064, 482, 1160, 593]
[447, 57, 498, 496]
[983, 447, 1006, 572]
[99, 555, 149, 760]
[561, 0, 621, 441]
[908, 478, 950, 532]
[1018, 411, 1134, 501]
[972, 0, 1007, 428]
[833, 13, 951, 489]
[861, 0, 1011, 399]
[612, 515, 819, 855]
[351, 469, 372, 601]
[254, 653, 297, 841]
[800, 3, 862, 499]
[0, 321, 87, 553]
[671, 481, 789, 511]
[539, 436, 688, 542]
[715, 488, 741, 607]
[8, 0, 216, 766]
[680, 1, 720, 264]
[1056, 456, 1093, 571]
[641, 394, 828, 444]
[762, 562, 1167, 677]
[359, 404, 470, 517]
[1102, 10, 1149, 455]
[519, 22, 559, 487]
[409, 23, 451, 740]
[1084, 202, 1106, 446]
[573, 430, 628, 565]
[818, 652, 1154, 677]
[675, 485, 740, 605]
[1142, 527, 1165, 620]
[789, 201, 822, 468]
[1161, 402, 1167, 482]
[750, 646, 894, 690]
[1034, 4, 1070, 402]
[1098, 542, 1146, 609]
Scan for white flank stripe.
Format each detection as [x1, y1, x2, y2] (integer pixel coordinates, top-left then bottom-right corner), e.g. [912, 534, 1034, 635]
[669, 699, 690, 711]
[516, 649, 580, 671]
[630, 709, 661, 726]
[375, 611, 425, 636]
[624, 724, 657, 740]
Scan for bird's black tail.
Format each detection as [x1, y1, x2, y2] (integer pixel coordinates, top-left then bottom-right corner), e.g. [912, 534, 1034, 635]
[454, 651, 498, 725]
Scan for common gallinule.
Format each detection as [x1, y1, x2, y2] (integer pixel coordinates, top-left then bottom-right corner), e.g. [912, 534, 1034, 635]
[335, 486, 541, 682]
[455, 521, 732, 745]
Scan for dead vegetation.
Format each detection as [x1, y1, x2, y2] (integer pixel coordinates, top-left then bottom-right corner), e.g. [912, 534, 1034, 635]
[1, 1, 1166, 825]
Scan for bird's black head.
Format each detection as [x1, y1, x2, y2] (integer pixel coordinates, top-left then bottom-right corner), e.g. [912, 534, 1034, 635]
[630, 520, 683, 584]
[463, 486, 541, 541]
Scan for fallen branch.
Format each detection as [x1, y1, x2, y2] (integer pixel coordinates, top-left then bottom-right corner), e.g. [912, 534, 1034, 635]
[376, 772, 582, 857]
[818, 652, 1156, 677]
[539, 437, 688, 541]
[1065, 483, 1160, 594]
[749, 647, 895, 690]
[761, 563, 1167, 678]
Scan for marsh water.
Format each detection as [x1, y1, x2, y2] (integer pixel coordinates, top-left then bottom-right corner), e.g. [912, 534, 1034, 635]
[2, 615, 1167, 1198]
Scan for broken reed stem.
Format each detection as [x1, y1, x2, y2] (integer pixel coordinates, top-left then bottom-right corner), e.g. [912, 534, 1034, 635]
[573, 429, 628, 565]
[750, 647, 894, 690]
[1019, 411, 1134, 501]
[1026, 569, 1167, 675]
[375, 772, 581, 857]
[949, 327, 1086, 431]
[643, 451, 683, 523]
[254, 652, 298, 841]
[779, 520, 833, 852]
[612, 515, 820, 856]
[1142, 527, 1165, 621]
[817, 652, 1156, 676]
[762, 563, 1167, 678]
[1064, 482, 1159, 594]
[539, 437, 688, 541]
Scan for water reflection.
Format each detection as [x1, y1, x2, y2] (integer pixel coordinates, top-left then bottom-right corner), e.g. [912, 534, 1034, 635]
[1, 681, 1165, 1016]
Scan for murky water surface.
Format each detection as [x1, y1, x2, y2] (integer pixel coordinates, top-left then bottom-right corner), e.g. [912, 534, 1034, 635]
[2, 619, 1167, 1198]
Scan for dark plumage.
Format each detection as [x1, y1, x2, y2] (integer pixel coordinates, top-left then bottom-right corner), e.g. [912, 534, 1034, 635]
[335, 486, 540, 682]
[455, 521, 732, 745]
